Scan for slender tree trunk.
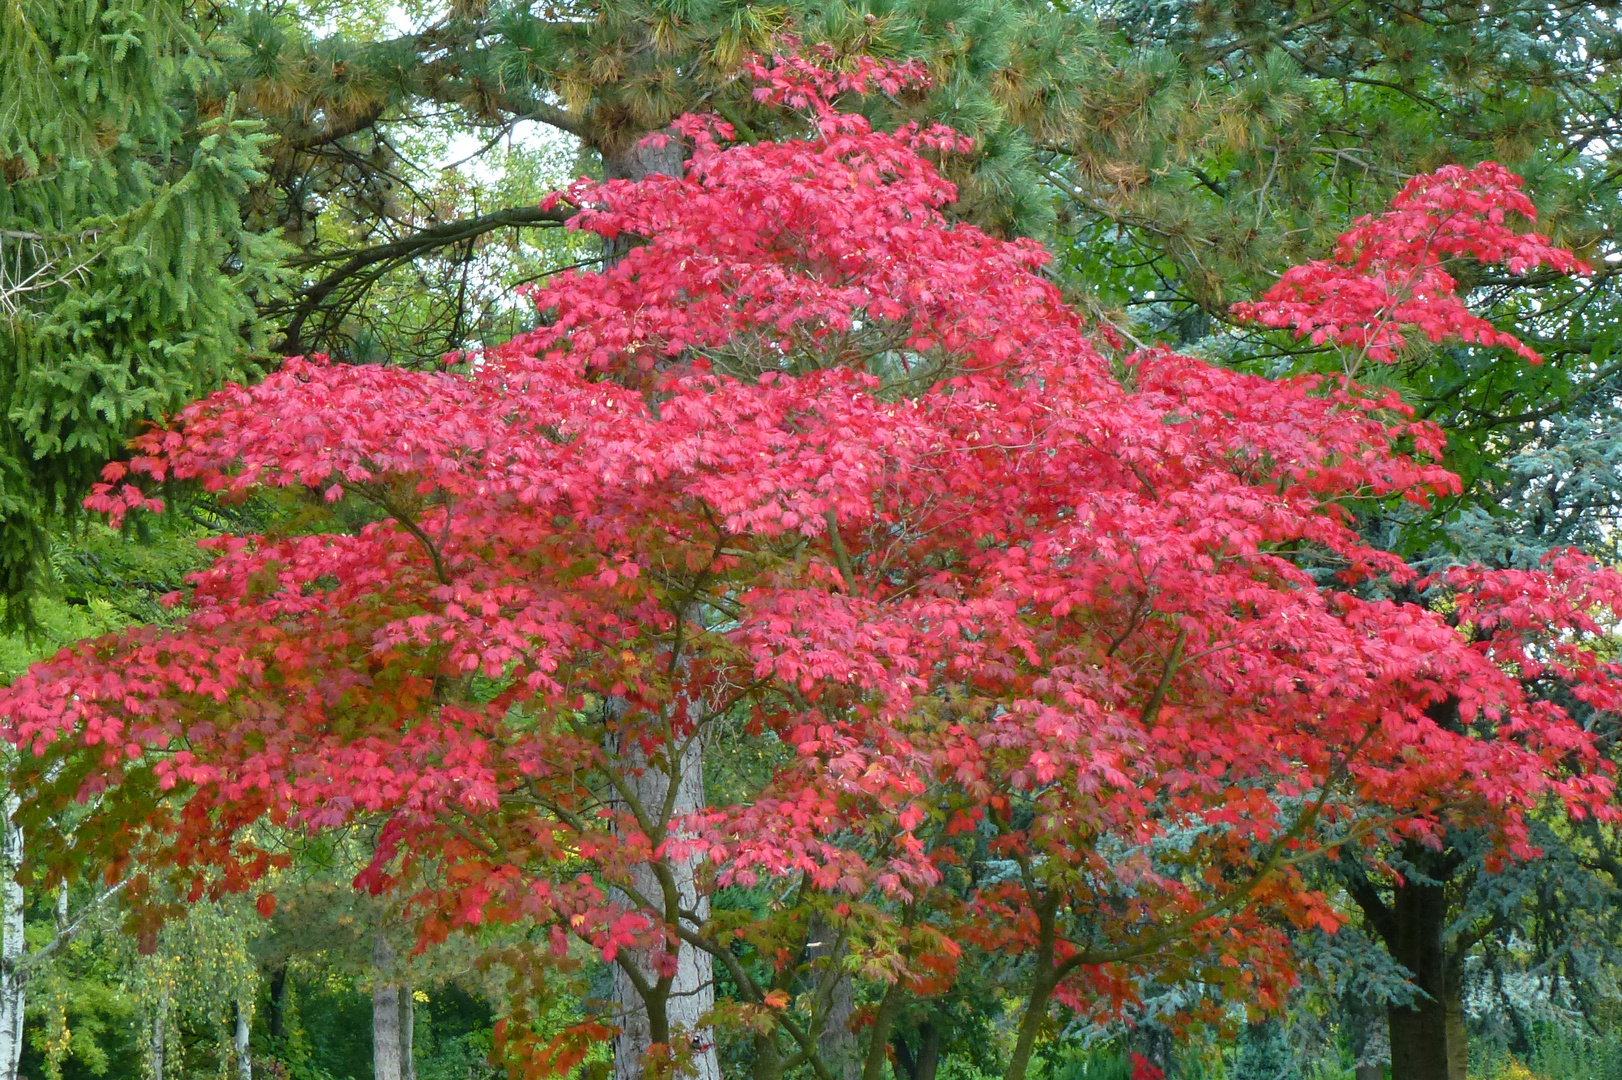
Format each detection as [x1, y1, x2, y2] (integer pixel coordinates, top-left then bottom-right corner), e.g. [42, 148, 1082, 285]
[267, 963, 288, 1042]
[861, 982, 907, 1080]
[235, 1000, 253, 1080]
[0, 793, 25, 1080]
[1003, 973, 1056, 1080]
[372, 936, 403, 1080]
[1386, 867, 1451, 1080]
[1004, 892, 1063, 1080]
[151, 1000, 168, 1080]
[400, 984, 416, 1080]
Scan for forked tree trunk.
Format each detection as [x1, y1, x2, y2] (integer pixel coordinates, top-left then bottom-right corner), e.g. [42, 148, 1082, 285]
[372, 936, 403, 1080]
[610, 731, 718, 1080]
[0, 794, 23, 1080]
[893, 1016, 942, 1080]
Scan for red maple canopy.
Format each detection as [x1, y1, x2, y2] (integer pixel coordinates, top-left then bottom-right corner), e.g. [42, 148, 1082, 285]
[2, 52, 1616, 1077]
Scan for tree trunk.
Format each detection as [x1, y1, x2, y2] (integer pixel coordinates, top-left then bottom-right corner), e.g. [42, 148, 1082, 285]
[820, 975, 857, 1080]
[267, 963, 288, 1042]
[911, 1018, 942, 1080]
[1386, 865, 1451, 1080]
[1444, 964, 1468, 1080]
[599, 132, 686, 264]
[400, 984, 416, 1080]
[610, 730, 718, 1080]
[0, 794, 25, 1080]
[151, 1002, 168, 1080]
[372, 936, 403, 1080]
[805, 916, 858, 1080]
[235, 1000, 253, 1080]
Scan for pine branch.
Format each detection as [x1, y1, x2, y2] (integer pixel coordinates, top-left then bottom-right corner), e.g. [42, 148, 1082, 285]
[271, 204, 576, 353]
[279, 102, 389, 152]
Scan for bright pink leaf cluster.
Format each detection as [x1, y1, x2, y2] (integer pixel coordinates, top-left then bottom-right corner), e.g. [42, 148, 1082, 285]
[1232, 162, 1589, 363]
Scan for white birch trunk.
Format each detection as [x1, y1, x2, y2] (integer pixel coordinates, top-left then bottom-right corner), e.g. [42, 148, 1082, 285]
[0, 791, 25, 1080]
[150, 1001, 167, 1080]
[611, 731, 718, 1080]
[235, 1000, 252, 1080]
[372, 936, 402, 1080]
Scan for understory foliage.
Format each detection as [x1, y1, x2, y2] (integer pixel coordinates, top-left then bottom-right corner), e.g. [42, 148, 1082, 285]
[0, 52, 1618, 1080]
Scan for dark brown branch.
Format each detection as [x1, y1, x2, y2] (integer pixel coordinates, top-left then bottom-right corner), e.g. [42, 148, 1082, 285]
[279, 103, 389, 152]
[273, 204, 575, 353]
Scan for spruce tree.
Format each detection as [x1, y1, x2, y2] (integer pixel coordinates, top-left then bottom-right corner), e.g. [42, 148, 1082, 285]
[0, 0, 285, 614]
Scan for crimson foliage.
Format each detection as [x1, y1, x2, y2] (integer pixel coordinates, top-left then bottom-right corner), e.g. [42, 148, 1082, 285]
[2, 53, 1616, 1078]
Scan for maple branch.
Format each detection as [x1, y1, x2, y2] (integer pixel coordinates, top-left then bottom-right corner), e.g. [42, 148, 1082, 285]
[672, 924, 836, 1080]
[618, 876, 839, 1080]
[601, 754, 659, 843]
[610, 947, 657, 1001]
[1002, 741, 1381, 1077]
[362, 488, 451, 585]
[1055, 732, 1381, 980]
[823, 510, 857, 592]
[1138, 626, 1187, 727]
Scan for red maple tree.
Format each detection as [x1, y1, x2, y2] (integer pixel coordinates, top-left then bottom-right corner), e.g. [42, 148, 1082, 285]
[1, 52, 1614, 1080]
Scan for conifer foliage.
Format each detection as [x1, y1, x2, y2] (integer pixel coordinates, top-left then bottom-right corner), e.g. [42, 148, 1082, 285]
[0, 0, 284, 609]
[0, 53, 1615, 1079]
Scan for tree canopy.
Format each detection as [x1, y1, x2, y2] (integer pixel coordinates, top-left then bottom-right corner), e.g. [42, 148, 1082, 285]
[1, 52, 1616, 1080]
